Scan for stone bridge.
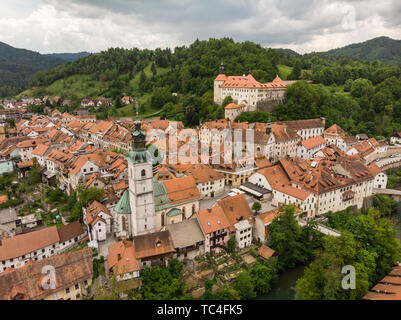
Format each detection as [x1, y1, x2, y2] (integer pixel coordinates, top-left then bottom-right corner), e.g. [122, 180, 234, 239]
[373, 188, 401, 202]
[298, 218, 341, 237]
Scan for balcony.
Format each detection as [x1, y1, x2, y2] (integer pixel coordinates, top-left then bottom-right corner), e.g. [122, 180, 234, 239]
[342, 190, 355, 201]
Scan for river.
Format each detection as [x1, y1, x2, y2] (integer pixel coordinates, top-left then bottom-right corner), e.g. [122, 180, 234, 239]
[258, 204, 401, 300]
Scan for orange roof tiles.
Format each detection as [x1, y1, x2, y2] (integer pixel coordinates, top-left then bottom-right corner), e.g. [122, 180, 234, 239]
[134, 231, 175, 259]
[219, 74, 286, 89]
[225, 103, 246, 110]
[258, 165, 290, 188]
[363, 267, 401, 300]
[271, 124, 299, 142]
[85, 200, 110, 226]
[112, 180, 128, 192]
[217, 194, 253, 228]
[197, 206, 230, 235]
[0, 248, 93, 300]
[275, 184, 311, 200]
[16, 139, 44, 149]
[32, 143, 50, 157]
[16, 160, 34, 169]
[214, 74, 227, 81]
[301, 135, 326, 150]
[0, 226, 60, 261]
[258, 245, 275, 260]
[325, 124, 345, 135]
[182, 164, 224, 184]
[108, 240, 140, 275]
[367, 162, 382, 177]
[0, 195, 8, 204]
[163, 176, 201, 204]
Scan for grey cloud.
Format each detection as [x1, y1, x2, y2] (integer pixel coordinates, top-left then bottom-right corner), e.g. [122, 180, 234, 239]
[1, 0, 400, 53]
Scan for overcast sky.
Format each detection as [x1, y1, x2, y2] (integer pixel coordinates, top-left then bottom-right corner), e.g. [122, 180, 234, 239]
[0, 0, 400, 54]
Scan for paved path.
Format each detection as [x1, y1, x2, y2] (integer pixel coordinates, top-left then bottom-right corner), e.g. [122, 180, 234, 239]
[95, 237, 116, 259]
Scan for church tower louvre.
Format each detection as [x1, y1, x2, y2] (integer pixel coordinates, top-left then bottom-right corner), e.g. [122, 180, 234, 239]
[126, 119, 156, 236]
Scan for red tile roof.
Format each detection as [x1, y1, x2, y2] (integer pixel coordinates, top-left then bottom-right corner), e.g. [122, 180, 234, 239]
[197, 206, 230, 235]
[301, 135, 326, 150]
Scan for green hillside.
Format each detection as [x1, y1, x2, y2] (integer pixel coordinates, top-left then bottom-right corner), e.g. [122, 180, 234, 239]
[277, 64, 293, 80]
[0, 42, 66, 97]
[327, 36, 401, 66]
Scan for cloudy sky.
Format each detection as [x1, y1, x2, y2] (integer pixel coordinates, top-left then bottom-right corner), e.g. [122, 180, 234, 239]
[0, 0, 400, 54]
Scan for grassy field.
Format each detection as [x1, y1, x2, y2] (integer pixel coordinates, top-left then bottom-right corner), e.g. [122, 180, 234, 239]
[17, 63, 171, 101]
[129, 64, 170, 90]
[110, 93, 163, 119]
[278, 64, 293, 80]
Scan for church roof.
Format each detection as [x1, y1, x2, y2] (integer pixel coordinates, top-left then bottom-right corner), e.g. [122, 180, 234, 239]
[153, 180, 172, 211]
[115, 190, 131, 214]
[167, 208, 183, 217]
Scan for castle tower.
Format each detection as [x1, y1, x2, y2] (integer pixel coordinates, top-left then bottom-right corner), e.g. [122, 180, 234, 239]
[126, 119, 155, 236]
[214, 61, 227, 105]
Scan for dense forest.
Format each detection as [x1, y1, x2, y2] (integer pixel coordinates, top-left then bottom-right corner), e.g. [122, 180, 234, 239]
[0, 42, 68, 97]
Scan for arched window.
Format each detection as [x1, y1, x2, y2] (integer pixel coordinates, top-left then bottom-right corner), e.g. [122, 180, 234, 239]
[192, 204, 196, 215]
[141, 169, 146, 177]
[161, 212, 165, 227]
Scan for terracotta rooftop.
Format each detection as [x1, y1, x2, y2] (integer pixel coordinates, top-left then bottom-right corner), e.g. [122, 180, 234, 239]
[218, 74, 286, 89]
[275, 184, 311, 200]
[182, 164, 224, 184]
[134, 231, 175, 259]
[57, 221, 85, 243]
[225, 103, 246, 110]
[325, 124, 346, 136]
[363, 266, 401, 300]
[31, 143, 50, 157]
[0, 248, 93, 300]
[217, 194, 253, 228]
[0, 226, 60, 261]
[301, 135, 326, 150]
[108, 240, 140, 275]
[163, 176, 201, 205]
[258, 245, 275, 260]
[197, 206, 230, 235]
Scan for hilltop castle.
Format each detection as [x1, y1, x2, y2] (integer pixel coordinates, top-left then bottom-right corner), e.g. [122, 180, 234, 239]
[213, 63, 287, 121]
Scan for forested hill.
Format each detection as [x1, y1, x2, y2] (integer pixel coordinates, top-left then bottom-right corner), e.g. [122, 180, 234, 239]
[0, 42, 67, 97]
[30, 38, 281, 90]
[46, 52, 91, 62]
[324, 36, 401, 66]
[17, 37, 401, 139]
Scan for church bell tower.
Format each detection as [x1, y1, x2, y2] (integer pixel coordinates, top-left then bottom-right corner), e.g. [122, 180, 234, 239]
[126, 103, 155, 236]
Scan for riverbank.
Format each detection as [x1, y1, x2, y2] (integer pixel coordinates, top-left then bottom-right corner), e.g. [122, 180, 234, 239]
[257, 265, 305, 300]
